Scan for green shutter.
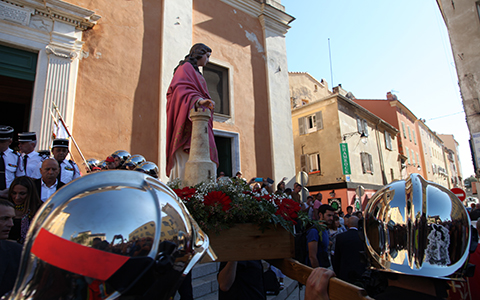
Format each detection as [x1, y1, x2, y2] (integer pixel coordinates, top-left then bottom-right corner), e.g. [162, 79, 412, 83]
[0, 44, 37, 81]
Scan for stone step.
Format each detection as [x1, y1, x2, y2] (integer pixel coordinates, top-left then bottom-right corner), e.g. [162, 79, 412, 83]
[192, 262, 219, 280]
[175, 264, 303, 300]
[174, 263, 219, 300]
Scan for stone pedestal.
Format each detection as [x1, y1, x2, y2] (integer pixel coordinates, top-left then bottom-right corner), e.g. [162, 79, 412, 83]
[183, 108, 216, 187]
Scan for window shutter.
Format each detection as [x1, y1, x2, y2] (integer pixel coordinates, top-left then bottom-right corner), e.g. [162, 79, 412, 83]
[357, 116, 362, 133]
[368, 153, 374, 173]
[316, 111, 323, 130]
[300, 154, 307, 172]
[385, 131, 392, 150]
[316, 154, 321, 172]
[363, 119, 369, 136]
[361, 152, 366, 173]
[298, 117, 305, 135]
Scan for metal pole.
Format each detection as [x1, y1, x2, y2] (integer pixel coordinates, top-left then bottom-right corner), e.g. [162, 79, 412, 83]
[52, 103, 91, 172]
[328, 38, 334, 88]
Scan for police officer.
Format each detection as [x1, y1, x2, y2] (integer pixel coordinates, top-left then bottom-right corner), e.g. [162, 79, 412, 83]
[17, 132, 45, 178]
[0, 126, 24, 198]
[32, 138, 80, 184]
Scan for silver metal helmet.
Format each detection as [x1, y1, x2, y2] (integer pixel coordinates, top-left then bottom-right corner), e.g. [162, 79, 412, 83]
[98, 160, 107, 169]
[364, 174, 471, 280]
[125, 154, 146, 170]
[135, 161, 159, 178]
[86, 158, 100, 168]
[111, 150, 131, 166]
[7, 170, 214, 300]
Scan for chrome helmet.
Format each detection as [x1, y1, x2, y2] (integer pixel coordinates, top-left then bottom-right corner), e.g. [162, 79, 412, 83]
[125, 155, 146, 170]
[7, 171, 214, 300]
[86, 158, 100, 171]
[98, 160, 107, 170]
[135, 161, 159, 178]
[111, 150, 131, 168]
[364, 174, 472, 280]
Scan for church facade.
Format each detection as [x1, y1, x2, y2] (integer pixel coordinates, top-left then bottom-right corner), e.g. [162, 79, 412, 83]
[0, 0, 295, 182]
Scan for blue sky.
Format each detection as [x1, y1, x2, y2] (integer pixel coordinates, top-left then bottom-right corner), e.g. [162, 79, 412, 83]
[282, 0, 474, 178]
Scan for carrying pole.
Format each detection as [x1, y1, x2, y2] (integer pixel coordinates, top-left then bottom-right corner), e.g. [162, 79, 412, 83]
[51, 103, 91, 172]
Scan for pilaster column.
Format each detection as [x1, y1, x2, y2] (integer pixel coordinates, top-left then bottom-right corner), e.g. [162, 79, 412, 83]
[159, 0, 193, 181]
[38, 47, 78, 150]
[259, 4, 295, 181]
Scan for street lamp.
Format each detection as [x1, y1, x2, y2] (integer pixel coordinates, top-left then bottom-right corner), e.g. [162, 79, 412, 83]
[342, 131, 368, 143]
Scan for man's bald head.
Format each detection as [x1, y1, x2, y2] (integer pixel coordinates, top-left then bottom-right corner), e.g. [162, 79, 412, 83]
[347, 216, 359, 228]
[40, 158, 60, 185]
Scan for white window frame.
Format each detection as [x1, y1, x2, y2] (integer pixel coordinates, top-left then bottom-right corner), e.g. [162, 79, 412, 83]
[306, 114, 317, 133]
[299, 111, 323, 135]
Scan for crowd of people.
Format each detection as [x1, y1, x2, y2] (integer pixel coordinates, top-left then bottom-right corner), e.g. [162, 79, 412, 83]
[1, 120, 478, 300]
[1, 126, 164, 232]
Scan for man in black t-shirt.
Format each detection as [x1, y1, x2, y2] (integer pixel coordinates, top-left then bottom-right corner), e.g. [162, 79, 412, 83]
[217, 260, 265, 300]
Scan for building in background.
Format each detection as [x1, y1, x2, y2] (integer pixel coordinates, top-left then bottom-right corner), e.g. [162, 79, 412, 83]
[0, 0, 295, 182]
[436, 0, 480, 173]
[439, 133, 464, 188]
[290, 73, 399, 211]
[417, 120, 450, 187]
[354, 93, 424, 179]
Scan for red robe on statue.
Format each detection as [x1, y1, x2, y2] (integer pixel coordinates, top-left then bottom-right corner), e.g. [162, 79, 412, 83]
[166, 62, 219, 177]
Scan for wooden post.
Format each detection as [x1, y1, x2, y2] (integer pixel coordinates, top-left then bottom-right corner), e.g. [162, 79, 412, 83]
[183, 108, 216, 187]
[268, 258, 373, 300]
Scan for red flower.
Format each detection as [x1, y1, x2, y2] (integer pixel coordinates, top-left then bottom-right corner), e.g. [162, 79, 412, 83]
[174, 187, 196, 201]
[203, 191, 232, 212]
[275, 197, 301, 224]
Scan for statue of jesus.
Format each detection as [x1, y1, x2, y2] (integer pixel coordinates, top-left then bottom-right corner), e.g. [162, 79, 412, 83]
[166, 43, 219, 181]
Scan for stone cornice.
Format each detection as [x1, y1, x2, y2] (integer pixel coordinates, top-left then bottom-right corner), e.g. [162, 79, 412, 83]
[3, 0, 100, 30]
[219, 0, 294, 35]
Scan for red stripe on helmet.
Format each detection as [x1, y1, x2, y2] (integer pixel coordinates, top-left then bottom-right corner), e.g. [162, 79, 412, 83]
[32, 228, 129, 281]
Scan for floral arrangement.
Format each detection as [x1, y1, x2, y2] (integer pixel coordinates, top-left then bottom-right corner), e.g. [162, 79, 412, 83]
[168, 177, 324, 234]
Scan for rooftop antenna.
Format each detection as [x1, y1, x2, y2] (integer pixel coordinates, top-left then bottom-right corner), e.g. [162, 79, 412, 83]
[328, 38, 333, 90]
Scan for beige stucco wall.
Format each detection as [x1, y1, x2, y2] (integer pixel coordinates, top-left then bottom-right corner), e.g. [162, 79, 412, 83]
[289, 72, 331, 107]
[68, 0, 163, 163]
